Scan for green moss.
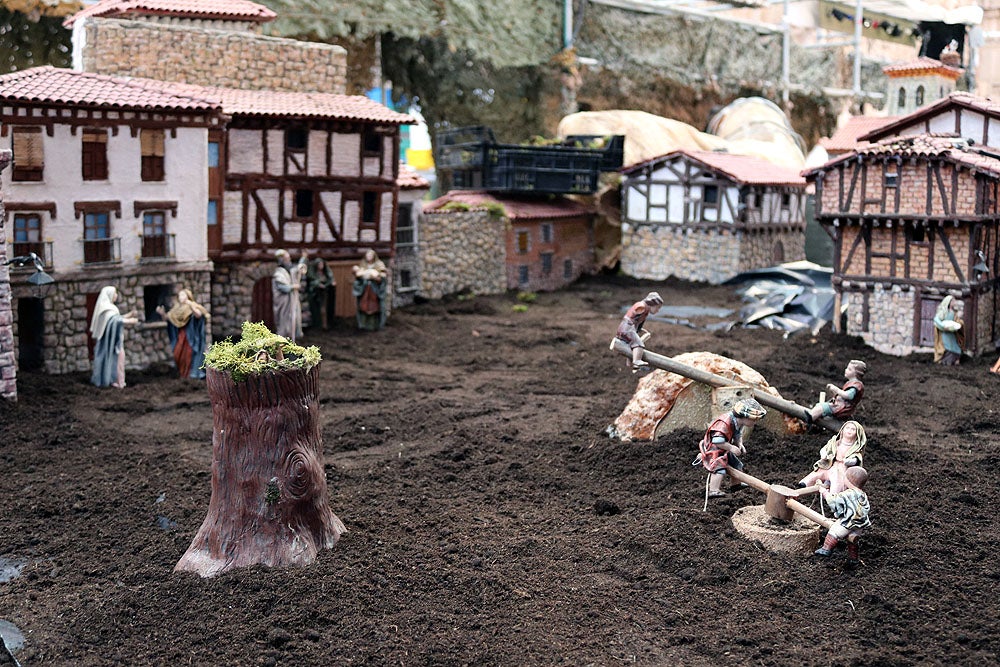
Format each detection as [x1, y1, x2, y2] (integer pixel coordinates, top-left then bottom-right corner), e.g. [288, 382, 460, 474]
[204, 322, 321, 382]
[482, 201, 507, 218]
[439, 201, 472, 212]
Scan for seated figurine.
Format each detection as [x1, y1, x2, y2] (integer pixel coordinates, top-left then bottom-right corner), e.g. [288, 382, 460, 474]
[615, 292, 663, 370]
[808, 359, 866, 423]
[798, 420, 866, 494]
[814, 466, 872, 567]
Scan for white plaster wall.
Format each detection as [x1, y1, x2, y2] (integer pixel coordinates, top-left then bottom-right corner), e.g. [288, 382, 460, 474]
[317, 191, 341, 241]
[959, 111, 986, 142]
[928, 111, 957, 134]
[331, 133, 360, 177]
[308, 130, 327, 176]
[989, 119, 1000, 148]
[1, 122, 209, 270]
[228, 129, 262, 174]
[223, 191, 243, 244]
[342, 199, 359, 241]
[266, 130, 284, 176]
[380, 193, 394, 240]
[259, 189, 279, 244]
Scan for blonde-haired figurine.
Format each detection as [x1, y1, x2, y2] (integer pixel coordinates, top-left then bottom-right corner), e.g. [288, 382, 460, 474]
[157, 289, 210, 379]
[814, 466, 871, 568]
[798, 420, 866, 494]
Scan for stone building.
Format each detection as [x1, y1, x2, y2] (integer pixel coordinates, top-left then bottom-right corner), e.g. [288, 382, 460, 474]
[884, 56, 964, 117]
[620, 149, 807, 284]
[0, 67, 225, 375]
[804, 133, 1000, 357]
[0, 150, 14, 400]
[421, 191, 595, 295]
[392, 163, 430, 309]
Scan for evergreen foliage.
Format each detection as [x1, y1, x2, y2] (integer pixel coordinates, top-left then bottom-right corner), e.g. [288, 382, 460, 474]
[0, 7, 71, 73]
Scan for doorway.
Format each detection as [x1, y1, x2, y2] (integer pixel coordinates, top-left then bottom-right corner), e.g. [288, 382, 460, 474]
[17, 297, 44, 371]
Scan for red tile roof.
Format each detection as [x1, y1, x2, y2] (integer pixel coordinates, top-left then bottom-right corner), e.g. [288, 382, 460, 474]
[423, 191, 593, 220]
[819, 115, 898, 154]
[623, 149, 806, 187]
[0, 68, 413, 125]
[397, 162, 430, 190]
[858, 91, 1000, 144]
[883, 57, 962, 79]
[0, 66, 222, 114]
[65, 0, 276, 27]
[804, 134, 1000, 179]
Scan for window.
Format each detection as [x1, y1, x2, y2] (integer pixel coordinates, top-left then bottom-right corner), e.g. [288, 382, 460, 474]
[541, 252, 553, 275]
[85, 211, 110, 240]
[885, 169, 899, 188]
[12, 213, 42, 257]
[286, 127, 308, 152]
[143, 284, 174, 323]
[897, 87, 906, 109]
[361, 192, 378, 224]
[11, 127, 43, 181]
[396, 203, 415, 246]
[400, 269, 413, 289]
[563, 259, 573, 280]
[142, 211, 171, 258]
[363, 129, 382, 156]
[703, 185, 719, 205]
[516, 230, 529, 254]
[140, 129, 165, 181]
[781, 192, 792, 209]
[518, 265, 529, 285]
[294, 189, 314, 218]
[910, 224, 927, 244]
[541, 223, 553, 243]
[82, 129, 108, 180]
[208, 141, 220, 168]
[207, 200, 218, 226]
[83, 211, 113, 263]
[915, 85, 925, 107]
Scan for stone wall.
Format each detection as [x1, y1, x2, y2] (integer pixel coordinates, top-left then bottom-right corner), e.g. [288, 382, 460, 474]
[10, 267, 212, 375]
[78, 18, 347, 94]
[0, 150, 14, 400]
[843, 285, 917, 356]
[622, 224, 805, 285]
[419, 210, 507, 300]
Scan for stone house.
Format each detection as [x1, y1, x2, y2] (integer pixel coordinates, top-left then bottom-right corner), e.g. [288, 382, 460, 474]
[804, 134, 1000, 357]
[421, 191, 595, 294]
[392, 163, 430, 309]
[1, 150, 14, 399]
[0, 66, 225, 375]
[620, 149, 807, 284]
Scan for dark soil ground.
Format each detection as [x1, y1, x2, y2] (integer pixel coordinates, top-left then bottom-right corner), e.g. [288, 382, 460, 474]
[2, 275, 999, 666]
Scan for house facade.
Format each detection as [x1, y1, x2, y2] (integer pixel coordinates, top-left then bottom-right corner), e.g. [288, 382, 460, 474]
[0, 67, 224, 375]
[620, 150, 807, 284]
[805, 134, 1000, 357]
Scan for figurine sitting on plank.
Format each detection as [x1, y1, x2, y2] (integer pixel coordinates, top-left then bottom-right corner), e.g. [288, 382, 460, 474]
[814, 466, 871, 568]
[614, 292, 663, 371]
[798, 420, 867, 494]
[807, 359, 866, 423]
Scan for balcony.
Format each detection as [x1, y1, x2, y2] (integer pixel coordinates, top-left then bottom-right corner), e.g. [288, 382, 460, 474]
[9, 241, 53, 270]
[140, 233, 176, 261]
[82, 237, 121, 265]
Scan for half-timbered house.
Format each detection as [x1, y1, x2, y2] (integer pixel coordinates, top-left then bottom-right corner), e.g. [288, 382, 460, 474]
[859, 91, 1000, 149]
[0, 66, 225, 375]
[804, 133, 1000, 357]
[620, 149, 807, 284]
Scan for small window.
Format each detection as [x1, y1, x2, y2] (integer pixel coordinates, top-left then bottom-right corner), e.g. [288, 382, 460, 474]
[82, 129, 109, 181]
[400, 269, 413, 289]
[518, 265, 529, 285]
[563, 259, 573, 280]
[83, 210, 113, 264]
[207, 200, 218, 226]
[143, 211, 166, 237]
[541, 252, 553, 275]
[142, 211, 169, 259]
[541, 223, 554, 243]
[898, 87, 906, 109]
[11, 127, 44, 181]
[703, 185, 719, 205]
[361, 192, 378, 224]
[915, 85, 925, 107]
[911, 224, 926, 244]
[286, 128, 308, 152]
[363, 129, 382, 155]
[84, 211, 110, 240]
[140, 129, 165, 181]
[208, 141, 220, 168]
[516, 230, 529, 254]
[396, 203, 415, 246]
[885, 171, 899, 187]
[781, 192, 792, 209]
[143, 284, 174, 323]
[294, 189, 314, 218]
[13, 213, 41, 243]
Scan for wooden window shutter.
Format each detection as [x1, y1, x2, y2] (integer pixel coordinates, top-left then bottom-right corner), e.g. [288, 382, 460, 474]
[12, 127, 44, 168]
[83, 129, 108, 144]
[140, 129, 165, 157]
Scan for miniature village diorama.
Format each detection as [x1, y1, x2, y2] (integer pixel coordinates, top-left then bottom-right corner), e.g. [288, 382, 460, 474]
[1, 0, 1000, 662]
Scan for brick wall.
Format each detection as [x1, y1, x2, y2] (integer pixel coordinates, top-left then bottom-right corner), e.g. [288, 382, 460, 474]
[79, 18, 347, 94]
[506, 217, 594, 292]
[419, 210, 507, 300]
[0, 151, 14, 400]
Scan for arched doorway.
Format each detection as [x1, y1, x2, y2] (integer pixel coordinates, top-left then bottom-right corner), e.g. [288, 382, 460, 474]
[251, 277, 275, 330]
[772, 240, 785, 264]
[17, 297, 44, 371]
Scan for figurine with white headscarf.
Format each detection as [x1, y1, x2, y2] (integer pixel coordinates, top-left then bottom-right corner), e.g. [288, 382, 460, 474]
[89, 286, 139, 388]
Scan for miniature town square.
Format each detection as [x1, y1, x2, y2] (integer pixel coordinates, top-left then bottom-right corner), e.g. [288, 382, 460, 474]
[2, 0, 1000, 665]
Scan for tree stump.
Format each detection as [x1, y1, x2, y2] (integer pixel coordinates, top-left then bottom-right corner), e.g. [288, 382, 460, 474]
[175, 364, 345, 577]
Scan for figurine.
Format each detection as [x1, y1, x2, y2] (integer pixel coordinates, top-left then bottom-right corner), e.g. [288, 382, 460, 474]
[89, 285, 139, 388]
[352, 248, 388, 330]
[615, 292, 664, 370]
[306, 256, 336, 330]
[797, 420, 866, 494]
[807, 359, 866, 422]
[694, 397, 767, 498]
[814, 466, 871, 567]
[933, 295, 964, 365]
[156, 288, 210, 379]
[990, 353, 1000, 375]
[272, 248, 307, 343]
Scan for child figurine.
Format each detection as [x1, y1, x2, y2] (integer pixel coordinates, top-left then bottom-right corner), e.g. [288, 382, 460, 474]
[807, 359, 866, 423]
[615, 292, 664, 370]
[814, 466, 871, 567]
[694, 398, 767, 498]
[798, 420, 866, 494]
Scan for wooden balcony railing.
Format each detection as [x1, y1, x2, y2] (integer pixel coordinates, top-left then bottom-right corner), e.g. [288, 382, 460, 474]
[82, 237, 121, 265]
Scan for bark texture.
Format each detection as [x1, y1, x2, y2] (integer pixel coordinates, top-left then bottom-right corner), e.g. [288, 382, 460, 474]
[175, 364, 345, 577]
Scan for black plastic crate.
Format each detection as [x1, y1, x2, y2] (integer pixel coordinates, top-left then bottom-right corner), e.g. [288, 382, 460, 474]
[434, 127, 624, 194]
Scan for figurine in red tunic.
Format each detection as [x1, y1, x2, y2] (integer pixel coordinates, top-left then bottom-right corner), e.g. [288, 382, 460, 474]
[808, 359, 866, 422]
[615, 292, 663, 370]
[694, 398, 767, 498]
